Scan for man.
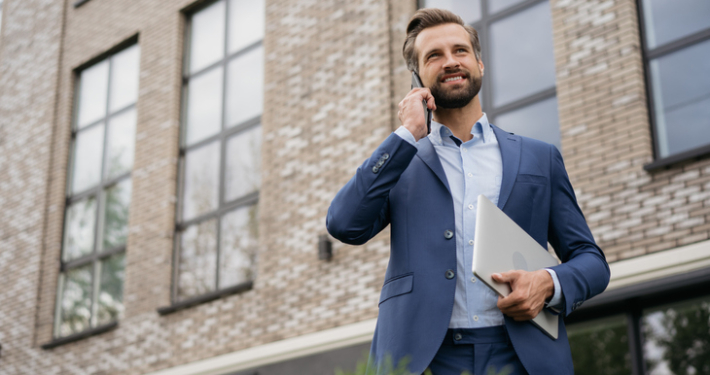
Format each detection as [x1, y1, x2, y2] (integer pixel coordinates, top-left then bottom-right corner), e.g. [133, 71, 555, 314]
[326, 8, 609, 375]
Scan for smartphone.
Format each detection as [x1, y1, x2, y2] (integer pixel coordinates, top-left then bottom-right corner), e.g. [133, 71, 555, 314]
[411, 71, 432, 135]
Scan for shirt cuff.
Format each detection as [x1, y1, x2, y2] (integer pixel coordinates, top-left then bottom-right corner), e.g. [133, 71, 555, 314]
[545, 268, 563, 312]
[394, 126, 418, 145]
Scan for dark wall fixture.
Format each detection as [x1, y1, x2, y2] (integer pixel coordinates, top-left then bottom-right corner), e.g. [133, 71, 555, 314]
[318, 235, 333, 261]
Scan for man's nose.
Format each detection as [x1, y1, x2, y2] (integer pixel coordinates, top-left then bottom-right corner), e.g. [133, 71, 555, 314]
[442, 53, 460, 69]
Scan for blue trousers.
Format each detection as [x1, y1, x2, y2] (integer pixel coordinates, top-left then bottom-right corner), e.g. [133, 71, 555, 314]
[426, 326, 528, 375]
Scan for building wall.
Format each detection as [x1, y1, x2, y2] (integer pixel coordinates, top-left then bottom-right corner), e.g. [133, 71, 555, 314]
[0, 0, 708, 374]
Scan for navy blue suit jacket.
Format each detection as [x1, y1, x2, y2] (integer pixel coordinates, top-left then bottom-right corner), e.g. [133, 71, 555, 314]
[326, 125, 610, 374]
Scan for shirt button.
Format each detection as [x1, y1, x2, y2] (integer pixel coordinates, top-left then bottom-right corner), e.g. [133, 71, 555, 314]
[468, 240, 474, 246]
[467, 173, 473, 177]
[473, 315, 479, 322]
[471, 277, 476, 283]
[468, 204, 474, 210]
[462, 148, 468, 153]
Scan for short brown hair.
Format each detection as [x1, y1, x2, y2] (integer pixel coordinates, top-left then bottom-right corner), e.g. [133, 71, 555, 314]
[402, 8, 482, 73]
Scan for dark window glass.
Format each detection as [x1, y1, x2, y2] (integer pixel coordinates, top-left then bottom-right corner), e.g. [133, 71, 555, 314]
[648, 39, 710, 158]
[489, 1, 555, 107]
[641, 0, 710, 160]
[642, 297, 710, 375]
[422, 0, 481, 24]
[176, 0, 263, 303]
[420, 0, 560, 149]
[56, 44, 139, 338]
[641, 0, 710, 49]
[568, 315, 633, 375]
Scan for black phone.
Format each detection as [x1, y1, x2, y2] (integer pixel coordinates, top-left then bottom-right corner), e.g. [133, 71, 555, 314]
[411, 71, 432, 135]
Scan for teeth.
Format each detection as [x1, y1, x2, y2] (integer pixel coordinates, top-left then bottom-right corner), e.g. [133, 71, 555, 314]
[444, 76, 463, 82]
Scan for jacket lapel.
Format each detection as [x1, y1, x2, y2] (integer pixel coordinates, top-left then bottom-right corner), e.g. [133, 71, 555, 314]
[415, 136, 452, 194]
[492, 124, 521, 211]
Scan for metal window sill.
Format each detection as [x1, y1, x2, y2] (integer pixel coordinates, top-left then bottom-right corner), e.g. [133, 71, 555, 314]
[157, 281, 253, 316]
[644, 144, 710, 171]
[41, 321, 118, 350]
[73, 0, 92, 8]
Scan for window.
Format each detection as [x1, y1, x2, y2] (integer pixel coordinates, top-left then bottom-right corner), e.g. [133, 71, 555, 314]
[173, 0, 263, 305]
[55, 44, 140, 339]
[567, 269, 710, 375]
[420, 0, 560, 148]
[640, 0, 710, 166]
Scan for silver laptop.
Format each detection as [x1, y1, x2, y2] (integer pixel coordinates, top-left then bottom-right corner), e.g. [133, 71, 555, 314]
[472, 194, 560, 339]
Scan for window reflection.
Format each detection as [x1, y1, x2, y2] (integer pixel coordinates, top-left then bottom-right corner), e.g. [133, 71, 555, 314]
[63, 197, 97, 261]
[220, 204, 259, 288]
[228, 0, 264, 53]
[185, 67, 224, 145]
[225, 126, 262, 201]
[487, 0, 525, 14]
[97, 254, 125, 326]
[494, 96, 560, 149]
[225, 46, 264, 127]
[422, 0, 481, 25]
[72, 123, 105, 193]
[182, 141, 220, 221]
[109, 45, 141, 112]
[568, 315, 632, 375]
[643, 297, 710, 375]
[178, 219, 218, 299]
[105, 108, 137, 179]
[58, 265, 94, 337]
[642, 0, 710, 49]
[189, 1, 226, 73]
[103, 179, 132, 250]
[649, 39, 710, 158]
[77, 61, 109, 129]
[489, 1, 555, 107]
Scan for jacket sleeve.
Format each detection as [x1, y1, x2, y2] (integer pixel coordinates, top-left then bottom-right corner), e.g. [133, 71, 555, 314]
[547, 145, 610, 317]
[326, 133, 418, 245]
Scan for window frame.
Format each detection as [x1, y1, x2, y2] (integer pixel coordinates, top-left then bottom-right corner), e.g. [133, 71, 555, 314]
[418, 0, 558, 139]
[163, 0, 263, 313]
[49, 38, 140, 346]
[637, 0, 710, 170]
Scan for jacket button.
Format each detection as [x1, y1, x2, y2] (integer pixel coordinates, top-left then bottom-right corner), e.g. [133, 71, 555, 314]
[444, 230, 454, 239]
[372, 166, 379, 173]
[382, 153, 389, 160]
[445, 270, 455, 279]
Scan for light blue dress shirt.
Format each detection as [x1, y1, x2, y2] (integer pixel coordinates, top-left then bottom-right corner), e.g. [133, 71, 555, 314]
[395, 113, 562, 328]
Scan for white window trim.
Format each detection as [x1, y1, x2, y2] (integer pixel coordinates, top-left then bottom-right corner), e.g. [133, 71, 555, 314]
[144, 319, 376, 375]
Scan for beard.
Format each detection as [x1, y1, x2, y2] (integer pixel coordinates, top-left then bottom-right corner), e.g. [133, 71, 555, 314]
[430, 70, 482, 109]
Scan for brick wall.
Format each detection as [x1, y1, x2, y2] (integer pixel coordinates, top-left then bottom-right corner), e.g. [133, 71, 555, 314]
[551, 0, 710, 262]
[0, 0, 708, 374]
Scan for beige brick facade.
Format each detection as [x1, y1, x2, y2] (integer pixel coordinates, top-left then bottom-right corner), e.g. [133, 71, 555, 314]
[0, 0, 708, 374]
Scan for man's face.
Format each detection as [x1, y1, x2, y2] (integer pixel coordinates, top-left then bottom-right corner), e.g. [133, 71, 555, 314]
[414, 23, 483, 109]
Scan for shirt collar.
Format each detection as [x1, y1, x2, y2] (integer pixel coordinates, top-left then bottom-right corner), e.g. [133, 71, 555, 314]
[429, 113, 492, 145]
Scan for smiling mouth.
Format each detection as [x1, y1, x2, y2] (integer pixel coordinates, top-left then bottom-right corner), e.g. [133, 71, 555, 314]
[443, 75, 465, 83]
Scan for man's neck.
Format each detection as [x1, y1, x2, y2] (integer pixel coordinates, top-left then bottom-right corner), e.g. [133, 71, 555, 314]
[432, 97, 483, 143]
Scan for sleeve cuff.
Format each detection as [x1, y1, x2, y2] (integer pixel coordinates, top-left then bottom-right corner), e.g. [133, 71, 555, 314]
[394, 126, 418, 145]
[545, 268, 564, 312]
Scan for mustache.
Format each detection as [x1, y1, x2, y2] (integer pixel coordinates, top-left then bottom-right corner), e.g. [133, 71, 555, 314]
[436, 69, 471, 82]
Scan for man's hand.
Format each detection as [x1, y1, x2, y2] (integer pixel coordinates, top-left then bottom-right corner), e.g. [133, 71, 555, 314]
[492, 269, 554, 321]
[398, 88, 436, 141]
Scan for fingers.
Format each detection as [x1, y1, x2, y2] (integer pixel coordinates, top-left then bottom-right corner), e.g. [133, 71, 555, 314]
[495, 270, 549, 321]
[398, 88, 436, 141]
